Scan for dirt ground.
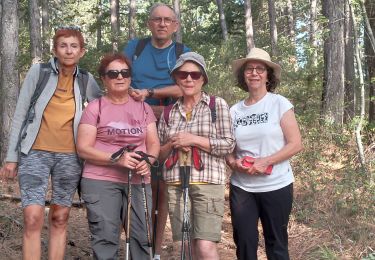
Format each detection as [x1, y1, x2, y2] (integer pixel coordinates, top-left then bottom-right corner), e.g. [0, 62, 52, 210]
[0, 181, 326, 260]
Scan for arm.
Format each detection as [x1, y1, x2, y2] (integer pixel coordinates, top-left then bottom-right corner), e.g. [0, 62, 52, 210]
[129, 84, 182, 102]
[86, 74, 103, 102]
[250, 109, 303, 174]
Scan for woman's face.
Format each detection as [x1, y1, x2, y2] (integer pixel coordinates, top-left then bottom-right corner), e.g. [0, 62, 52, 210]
[243, 61, 268, 92]
[174, 61, 204, 98]
[102, 59, 131, 95]
[53, 36, 85, 69]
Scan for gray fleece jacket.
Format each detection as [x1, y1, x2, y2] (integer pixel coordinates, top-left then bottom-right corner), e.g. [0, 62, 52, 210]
[5, 58, 102, 162]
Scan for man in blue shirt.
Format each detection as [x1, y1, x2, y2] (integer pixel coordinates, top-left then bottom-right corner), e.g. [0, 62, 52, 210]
[124, 3, 190, 259]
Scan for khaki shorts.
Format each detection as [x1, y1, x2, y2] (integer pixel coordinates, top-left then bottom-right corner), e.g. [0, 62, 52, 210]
[167, 184, 225, 242]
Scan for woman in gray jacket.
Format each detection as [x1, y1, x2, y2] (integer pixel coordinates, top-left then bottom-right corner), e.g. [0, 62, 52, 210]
[0, 26, 101, 260]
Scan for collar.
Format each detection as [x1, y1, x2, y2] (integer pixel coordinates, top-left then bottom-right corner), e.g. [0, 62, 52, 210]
[51, 57, 79, 76]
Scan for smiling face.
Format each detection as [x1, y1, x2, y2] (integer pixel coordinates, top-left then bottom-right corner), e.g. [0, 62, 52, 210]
[53, 36, 85, 69]
[243, 61, 269, 92]
[174, 61, 205, 98]
[147, 5, 178, 42]
[102, 59, 131, 95]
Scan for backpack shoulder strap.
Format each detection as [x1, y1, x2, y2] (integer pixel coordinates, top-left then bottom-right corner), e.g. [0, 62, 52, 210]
[77, 68, 89, 103]
[31, 63, 52, 107]
[209, 95, 217, 123]
[134, 37, 151, 61]
[163, 103, 175, 126]
[175, 42, 184, 59]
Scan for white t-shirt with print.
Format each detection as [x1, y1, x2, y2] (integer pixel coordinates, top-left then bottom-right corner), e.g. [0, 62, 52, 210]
[230, 92, 294, 192]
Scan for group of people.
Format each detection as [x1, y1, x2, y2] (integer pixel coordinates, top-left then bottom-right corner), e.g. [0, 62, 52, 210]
[0, 2, 302, 260]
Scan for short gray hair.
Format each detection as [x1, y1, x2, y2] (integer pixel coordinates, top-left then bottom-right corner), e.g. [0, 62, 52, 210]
[148, 3, 177, 19]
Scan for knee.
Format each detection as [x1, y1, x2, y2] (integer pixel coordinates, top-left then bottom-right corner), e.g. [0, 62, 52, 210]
[49, 210, 70, 229]
[23, 213, 44, 232]
[195, 240, 218, 259]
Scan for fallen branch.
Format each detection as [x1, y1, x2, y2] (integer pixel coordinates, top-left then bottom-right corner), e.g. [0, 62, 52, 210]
[0, 194, 84, 207]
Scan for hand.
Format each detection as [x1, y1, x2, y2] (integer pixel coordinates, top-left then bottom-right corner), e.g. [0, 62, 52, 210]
[244, 157, 271, 175]
[170, 132, 195, 150]
[229, 159, 250, 174]
[0, 162, 18, 182]
[135, 160, 151, 176]
[117, 152, 142, 170]
[129, 88, 148, 101]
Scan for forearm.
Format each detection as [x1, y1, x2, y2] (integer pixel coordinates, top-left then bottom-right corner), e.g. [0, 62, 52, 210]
[153, 85, 182, 99]
[77, 146, 115, 166]
[159, 141, 173, 163]
[191, 135, 211, 153]
[263, 141, 303, 165]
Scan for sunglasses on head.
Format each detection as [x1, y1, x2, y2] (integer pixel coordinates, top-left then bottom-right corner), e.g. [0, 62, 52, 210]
[174, 71, 202, 80]
[105, 69, 131, 79]
[55, 25, 81, 32]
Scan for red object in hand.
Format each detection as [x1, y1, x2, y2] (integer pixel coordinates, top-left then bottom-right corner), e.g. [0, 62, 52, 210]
[241, 156, 273, 175]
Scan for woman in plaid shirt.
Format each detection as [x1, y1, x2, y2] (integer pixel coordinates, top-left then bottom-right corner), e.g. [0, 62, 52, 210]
[158, 52, 235, 260]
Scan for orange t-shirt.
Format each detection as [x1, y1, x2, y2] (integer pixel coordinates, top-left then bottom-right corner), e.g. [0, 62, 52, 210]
[32, 73, 76, 152]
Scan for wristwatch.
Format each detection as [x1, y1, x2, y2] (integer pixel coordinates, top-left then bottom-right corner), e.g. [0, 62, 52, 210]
[147, 88, 154, 98]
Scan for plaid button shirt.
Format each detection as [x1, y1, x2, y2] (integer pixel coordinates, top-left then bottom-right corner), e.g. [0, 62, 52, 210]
[158, 92, 235, 184]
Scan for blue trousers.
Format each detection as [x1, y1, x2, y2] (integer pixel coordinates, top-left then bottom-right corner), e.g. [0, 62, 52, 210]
[230, 183, 293, 260]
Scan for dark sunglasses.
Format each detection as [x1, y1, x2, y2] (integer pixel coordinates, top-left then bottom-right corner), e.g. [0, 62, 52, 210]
[174, 71, 202, 80]
[105, 69, 131, 79]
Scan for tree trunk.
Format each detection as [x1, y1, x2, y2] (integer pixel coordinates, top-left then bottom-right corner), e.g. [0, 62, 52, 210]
[321, 0, 345, 124]
[216, 0, 228, 41]
[0, 0, 19, 162]
[128, 0, 136, 40]
[41, 0, 50, 55]
[110, 0, 119, 52]
[29, 0, 42, 64]
[310, 0, 318, 67]
[364, 0, 375, 124]
[268, 0, 278, 57]
[349, 0, 367, 172]
[344, 0, 356, 122]
[173, 0, 182, 43]
[286, 0, 295, 39]
[97, 0, 103, 48]
[244, 0, 255, 53]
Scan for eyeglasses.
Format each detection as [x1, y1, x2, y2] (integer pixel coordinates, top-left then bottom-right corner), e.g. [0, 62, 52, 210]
[245, 66, 266, 74]
[149, 17, 176, 25]
[105, 69, 131, 79]
[174, 71, 203, 80]
[55, 25, 81, 32]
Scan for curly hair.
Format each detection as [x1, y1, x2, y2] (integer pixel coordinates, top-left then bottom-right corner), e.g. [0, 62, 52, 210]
[236, 62, 279, 92]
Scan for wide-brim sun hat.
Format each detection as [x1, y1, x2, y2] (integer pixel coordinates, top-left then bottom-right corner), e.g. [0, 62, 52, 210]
[232, 48, 281, 81]
[170, 51, 209, 85]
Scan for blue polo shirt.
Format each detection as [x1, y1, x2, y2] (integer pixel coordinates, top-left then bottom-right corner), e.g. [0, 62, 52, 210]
[124, 38, 190, 105]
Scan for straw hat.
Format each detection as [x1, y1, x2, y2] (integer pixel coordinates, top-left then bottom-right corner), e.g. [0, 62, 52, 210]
[232, 48, 281, 81]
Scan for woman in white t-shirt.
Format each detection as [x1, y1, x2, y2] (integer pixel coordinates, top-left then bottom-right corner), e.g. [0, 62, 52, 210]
[76, 53, 160, 259]
[226, 48, 303, 260]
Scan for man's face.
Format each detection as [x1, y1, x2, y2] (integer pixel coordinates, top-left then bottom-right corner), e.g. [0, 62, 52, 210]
[147, 6, 178, 41]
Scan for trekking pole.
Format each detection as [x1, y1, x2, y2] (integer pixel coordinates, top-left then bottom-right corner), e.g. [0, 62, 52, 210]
[179, 149, 193, 260]
[125, 145, 137, 260]
[152, 168, 160, 256]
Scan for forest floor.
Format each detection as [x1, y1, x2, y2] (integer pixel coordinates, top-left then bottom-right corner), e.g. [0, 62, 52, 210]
[0, 180, 350, 260]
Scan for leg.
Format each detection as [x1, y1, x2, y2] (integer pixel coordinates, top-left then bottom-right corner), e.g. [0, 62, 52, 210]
[190, 184, 225, 260]
[49, 152, 82, 259]
[48, 205, 71, 260]
[151, 176, 168, 257]
[259, 184, 293, 260]
[230, 184, 259, 260]
[22, 205, 45, 260]
[17, 150, 52, 260]
[194, 239, 219, 260]
[129, 184, 153, 260]
[81, 178, 124, 259]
